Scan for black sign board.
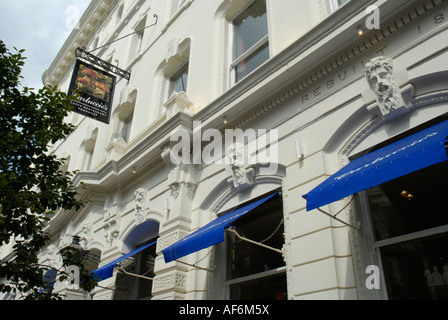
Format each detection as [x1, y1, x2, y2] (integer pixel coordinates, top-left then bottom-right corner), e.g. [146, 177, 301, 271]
[68, 60, 116, 124]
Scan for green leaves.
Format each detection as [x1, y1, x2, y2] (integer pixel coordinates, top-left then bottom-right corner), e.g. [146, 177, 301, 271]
[0, 39, 93, 299]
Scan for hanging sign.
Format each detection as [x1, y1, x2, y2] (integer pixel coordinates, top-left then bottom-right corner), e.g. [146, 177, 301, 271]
[68, 60, 116, 124]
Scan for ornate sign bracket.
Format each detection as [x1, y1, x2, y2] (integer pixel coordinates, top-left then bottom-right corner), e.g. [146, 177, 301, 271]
[75, 47, 131, 81]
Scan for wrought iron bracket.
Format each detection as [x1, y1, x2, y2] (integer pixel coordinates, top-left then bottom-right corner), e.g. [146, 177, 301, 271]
[75, 47, 131, 81]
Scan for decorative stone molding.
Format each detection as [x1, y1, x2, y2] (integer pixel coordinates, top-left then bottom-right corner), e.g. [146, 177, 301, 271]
[166, 168, 197, 200]
[167, 38, 181, 61]
[152, 270, 187, 294]
[84, 125, 99, 150]
[106, 138, 127, 162]
[134, 188, 148, 224]
[341, 86, 448, 161]
[104, 219, 120, 246]
[208, 175, 283, 216]
[42, 244, 62, 270]
[164, 91, 194, 120]
[80, 221, 93, 249]
[103, 205, 121, 246]
[117, 86, 137, 116]
[156, 229, 189, 253]
[185, 183, 197, 200]
[162, 146, 198, 200]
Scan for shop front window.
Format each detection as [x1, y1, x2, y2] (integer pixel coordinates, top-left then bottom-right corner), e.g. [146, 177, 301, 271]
[226, 194, 287, 300]
[366, 161, 448, 299]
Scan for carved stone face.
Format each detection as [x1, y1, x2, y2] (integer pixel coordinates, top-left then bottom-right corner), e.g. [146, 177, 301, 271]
[368, 65, 394, 97]
[365, 57, 406, 116]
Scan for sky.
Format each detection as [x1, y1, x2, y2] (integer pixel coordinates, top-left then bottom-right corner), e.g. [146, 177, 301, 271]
[0, 1, 91, 90]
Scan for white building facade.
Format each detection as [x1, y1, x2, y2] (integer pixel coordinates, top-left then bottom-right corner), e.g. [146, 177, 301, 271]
[2, 0, 448, 300]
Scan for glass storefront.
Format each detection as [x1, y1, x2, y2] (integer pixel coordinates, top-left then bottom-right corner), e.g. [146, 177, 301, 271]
[366, 161, 448, 299]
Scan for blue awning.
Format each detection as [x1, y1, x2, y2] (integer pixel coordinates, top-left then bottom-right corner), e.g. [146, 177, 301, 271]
[303, 120, 448, 212]
[162, 193, 278, 263]
[91, 240, 157, 281]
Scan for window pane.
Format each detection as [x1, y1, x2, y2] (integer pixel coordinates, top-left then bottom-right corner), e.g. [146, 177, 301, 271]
[169, 63, 189, 95]
[172, 72, 188, 93]
[235, 43, 269, 82]
[234, 0, 268, 58]
[380, 233, 448, 300]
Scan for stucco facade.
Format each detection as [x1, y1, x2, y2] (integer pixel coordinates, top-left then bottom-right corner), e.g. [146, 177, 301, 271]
[2, 0, 448, 300]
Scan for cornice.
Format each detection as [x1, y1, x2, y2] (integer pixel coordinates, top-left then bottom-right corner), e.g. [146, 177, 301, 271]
[42, 0, 115, 86]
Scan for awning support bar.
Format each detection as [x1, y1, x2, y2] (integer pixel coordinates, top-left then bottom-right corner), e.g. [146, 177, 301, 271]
[227, 228, 283, 255]
[117, 267, 153, 281]
[317, 208, 361, 233]
[174, 260, 214, 272]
